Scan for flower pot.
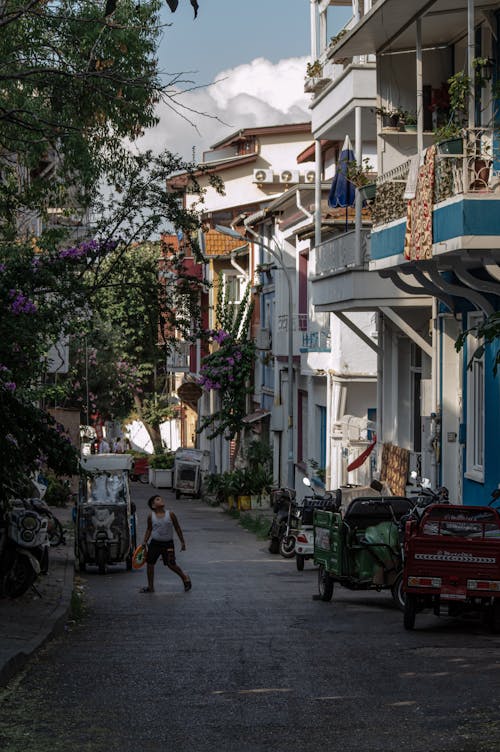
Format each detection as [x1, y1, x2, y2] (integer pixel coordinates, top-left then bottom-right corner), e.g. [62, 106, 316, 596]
[358, 182, 377, 202]
[250, 495, 261, 510]
[436, 137, 463, 155]
[237, 495, 251, 511]
[150, 468, 173, 488]
[227, 495, 235, 510]
[404, 124, 417, 133]
[382, 113, 400, 130]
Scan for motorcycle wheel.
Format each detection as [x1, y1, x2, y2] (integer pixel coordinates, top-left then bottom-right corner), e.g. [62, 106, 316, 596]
[268, 537, 279, 554]
[126, 553, 133, 571]
[4, 554, 36, 598]
[48, 518, 65, 547]
[391, 572, 405, 611]
[403, 593, 417, 630]
[296, 554, 305, 571]
[138, 473, 149, 484]
[96, 548, 107, 575]
[318, 565, 334, 601]
[279, 535, 296, 559]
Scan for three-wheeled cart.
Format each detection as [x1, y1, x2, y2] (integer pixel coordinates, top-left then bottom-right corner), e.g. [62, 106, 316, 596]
[173, 448, 209, 499]
[403, 503, 500, 630]
[76, 454, 137, 574]
[314, 496, 414, 609]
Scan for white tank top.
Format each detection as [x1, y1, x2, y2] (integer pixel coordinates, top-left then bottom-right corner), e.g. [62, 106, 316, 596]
[151, 510, 173, 542]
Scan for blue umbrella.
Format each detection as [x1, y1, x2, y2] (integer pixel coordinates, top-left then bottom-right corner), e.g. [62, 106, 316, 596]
[328, 135, 356, 229]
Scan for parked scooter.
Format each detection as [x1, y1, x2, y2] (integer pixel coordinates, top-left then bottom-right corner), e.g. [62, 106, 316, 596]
[295, 478, 342, 571]
[29, 498, 66, 547]
[0, 500, 49, 598]
[268, 488, 297, 556]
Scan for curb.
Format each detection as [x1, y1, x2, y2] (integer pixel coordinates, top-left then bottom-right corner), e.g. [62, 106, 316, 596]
[0, 550, 75, 689]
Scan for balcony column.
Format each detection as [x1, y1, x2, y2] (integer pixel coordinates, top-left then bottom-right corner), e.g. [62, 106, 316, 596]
[354, 106, 363, 265]
[310, 0, 318, 60]
[467, 0, 475, 129]
[319, 4, 327, 55]
[416, 16, 424, 155]
[315, 138, 322, 249]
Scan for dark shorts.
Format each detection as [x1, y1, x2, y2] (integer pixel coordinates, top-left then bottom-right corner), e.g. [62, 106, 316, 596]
[146, 539, 175, 565]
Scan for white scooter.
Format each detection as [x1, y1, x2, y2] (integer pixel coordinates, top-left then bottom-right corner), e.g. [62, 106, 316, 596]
[295, 477, 341, 571]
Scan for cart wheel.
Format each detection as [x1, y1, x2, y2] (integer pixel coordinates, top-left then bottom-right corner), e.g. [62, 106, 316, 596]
[269, 538, 279, 555]
[138, 473, 149, 484]
[175, 490, 181, 500]
[296, 554, 305, 571]
[48, 518, 65, 547]
[391, 572, 405, 611]
[318, 565, 334, 601]
[126, 554, 133, 571]
[490, 600, 500, 633]
[279, 535, 296, 559]
[96, 548, 106, 575]
[404, 593, 417, 630]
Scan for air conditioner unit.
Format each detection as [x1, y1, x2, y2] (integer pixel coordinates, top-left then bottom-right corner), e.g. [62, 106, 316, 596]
[279, 169, 300, 185]
[253, 168, 274, 184]
[305, 170, 316, 183]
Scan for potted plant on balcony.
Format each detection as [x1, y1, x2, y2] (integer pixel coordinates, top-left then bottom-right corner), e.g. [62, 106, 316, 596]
[346, 157, 376, 202]
[149, 451, 174, 488]
[376, 106, 402, 130]
[401, 111, 417, 133]
[434, 71, 469, 154]
[305, 59, 328, 94]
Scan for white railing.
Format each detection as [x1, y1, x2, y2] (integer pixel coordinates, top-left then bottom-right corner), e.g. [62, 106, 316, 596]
[314, 229, 370, 277]
[166, 342, 190, 372]
[434, 127, 499, 201]
[301, 329, 331, 352]
[277, 313, 308, 332]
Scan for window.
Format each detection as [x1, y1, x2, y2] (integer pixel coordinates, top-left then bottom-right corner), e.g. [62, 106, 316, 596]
[465, 312, 485, 482]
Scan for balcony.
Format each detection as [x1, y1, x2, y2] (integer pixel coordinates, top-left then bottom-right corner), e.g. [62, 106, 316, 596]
[311, 61, 376, 141]
[315, 229, 370, 277]
[166, 342, 190, 373]
[370, 128, 500, 267]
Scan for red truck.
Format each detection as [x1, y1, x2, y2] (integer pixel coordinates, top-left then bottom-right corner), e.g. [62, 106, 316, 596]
[403, 503, 500, 631]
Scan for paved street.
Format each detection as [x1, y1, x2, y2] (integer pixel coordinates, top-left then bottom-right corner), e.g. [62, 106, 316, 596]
[1, 485, 500, 752]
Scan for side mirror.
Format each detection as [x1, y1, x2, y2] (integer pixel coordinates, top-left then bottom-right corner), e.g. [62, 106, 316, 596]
[303, 477, 311, 487]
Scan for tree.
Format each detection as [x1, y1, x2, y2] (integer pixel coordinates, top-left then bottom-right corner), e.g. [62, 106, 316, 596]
[0, 0, 203, 238]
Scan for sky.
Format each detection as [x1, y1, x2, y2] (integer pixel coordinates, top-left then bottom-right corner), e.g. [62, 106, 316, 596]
[136, 0, 351, 162]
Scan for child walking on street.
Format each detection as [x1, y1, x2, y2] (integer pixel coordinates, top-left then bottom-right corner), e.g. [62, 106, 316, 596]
[141, 495, 192, 593]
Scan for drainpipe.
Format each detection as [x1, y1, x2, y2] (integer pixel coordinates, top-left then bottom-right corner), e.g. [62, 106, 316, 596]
[295, 188, 313, 222]
[430, 297, 439, 488]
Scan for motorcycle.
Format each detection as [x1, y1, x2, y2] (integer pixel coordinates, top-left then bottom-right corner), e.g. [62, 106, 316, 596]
[29, 497, 66, 547]
[295, 478, 342, 571]
[0, 500, 49, 598]
[268, 488, 297, 557]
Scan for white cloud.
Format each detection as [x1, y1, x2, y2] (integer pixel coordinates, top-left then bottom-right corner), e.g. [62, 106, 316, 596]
[137, 56, 311, 161]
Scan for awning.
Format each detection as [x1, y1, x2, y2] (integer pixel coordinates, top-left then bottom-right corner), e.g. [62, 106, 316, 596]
[242, 409, 271, 424]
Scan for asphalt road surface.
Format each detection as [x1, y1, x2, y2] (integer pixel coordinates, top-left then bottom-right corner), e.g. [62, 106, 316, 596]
[1, 484, 500, 752]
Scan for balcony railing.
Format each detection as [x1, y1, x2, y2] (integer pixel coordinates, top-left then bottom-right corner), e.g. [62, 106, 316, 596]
[277, 313, 308, 332]
[434, 127, 498, 202]
[372, 128, 500, 227]
[314, 229, 371, 277]
[300, 330, 331, 352]
[372, 159, 412, 227]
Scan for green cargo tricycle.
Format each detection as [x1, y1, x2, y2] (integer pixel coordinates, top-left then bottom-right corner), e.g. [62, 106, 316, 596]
[314, 496, 414, 610]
